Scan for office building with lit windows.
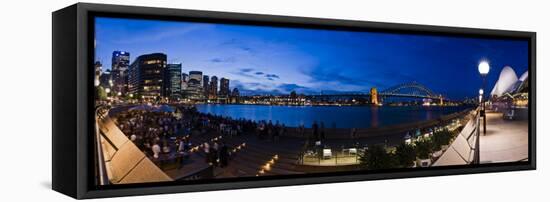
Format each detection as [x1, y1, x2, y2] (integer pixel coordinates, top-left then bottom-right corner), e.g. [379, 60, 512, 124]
[128, 53, 167, 99]
[209, 76, 218, 99]
[185, 71, 204, 100]
[220, 77, 230, 98]
[99, 69, 112, 89]
[203, 75, 210, 98]
[181, 73, 189, 91]
[94, 61, 102, 87]
[111, 51, 130, 95]
[164, 63, 182, 98]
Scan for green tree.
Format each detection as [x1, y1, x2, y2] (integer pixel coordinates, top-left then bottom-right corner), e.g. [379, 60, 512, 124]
[124, 93, 133, 100]
[415, 138, 433, 160]
[96, 86, 107, 100]
[395, 143, 416, 168]
[431, 129, 453, 151]
[360, 144, 397, 170]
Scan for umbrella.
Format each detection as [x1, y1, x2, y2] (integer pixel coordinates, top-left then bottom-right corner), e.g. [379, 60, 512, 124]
[129, 104, 156, 111]
[155, 105, 175, 113]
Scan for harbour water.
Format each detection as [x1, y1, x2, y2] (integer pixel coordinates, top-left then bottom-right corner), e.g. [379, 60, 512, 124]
[196, 104, 471, 129]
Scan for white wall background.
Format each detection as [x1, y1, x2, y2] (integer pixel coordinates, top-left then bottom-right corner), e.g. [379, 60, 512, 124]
[0, 0, 547, 201]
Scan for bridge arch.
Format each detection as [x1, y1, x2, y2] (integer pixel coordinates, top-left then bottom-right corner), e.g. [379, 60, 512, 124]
[379, 82, 439, 99]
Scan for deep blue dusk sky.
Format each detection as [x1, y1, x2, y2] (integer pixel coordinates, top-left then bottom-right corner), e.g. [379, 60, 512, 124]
[95, 17, 528, 99]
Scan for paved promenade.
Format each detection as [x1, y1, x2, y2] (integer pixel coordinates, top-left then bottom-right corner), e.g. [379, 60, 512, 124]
[433, 110, 528, 166]
[480, 112, 529, 163]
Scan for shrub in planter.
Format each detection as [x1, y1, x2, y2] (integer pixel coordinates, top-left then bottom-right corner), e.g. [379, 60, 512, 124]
[415, 138, 433, 160]
[395, 142, 416, 168]
[359, 144, 397, 170]
[431, 129, 453, 151]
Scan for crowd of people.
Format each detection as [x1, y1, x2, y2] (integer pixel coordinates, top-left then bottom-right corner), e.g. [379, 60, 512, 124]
[107, 104, 461, 174]
[112, 105, 294, 169]
[115, 109, 189, 160]
[111, 104, 437, 170]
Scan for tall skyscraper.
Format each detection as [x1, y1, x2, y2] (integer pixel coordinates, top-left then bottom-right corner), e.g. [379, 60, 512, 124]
[220, 77, 230, 98]
[111, 51, 130, 95]
[230, 87, 240, 103]
[188, 71, 202, 83]
[181, 73, 189, 82]
[94, 61, 102, 87]
[164, 63, 182, 98]
[231, 88, 239, 97]
[99, 69, 112, 89]
[203, 75, 210, 98]
[186, 71, 203, 100]
[209, 76, 218, 99]
[128, 53, 167, 99]
[181, 73, 189, 91]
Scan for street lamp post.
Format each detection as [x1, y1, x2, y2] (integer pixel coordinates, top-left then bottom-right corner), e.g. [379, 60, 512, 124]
[474, 60, 490, 164]
[478, 61, 490, 135]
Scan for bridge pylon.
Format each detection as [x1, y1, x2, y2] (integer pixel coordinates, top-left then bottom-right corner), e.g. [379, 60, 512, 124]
[370, 87, 379, 105]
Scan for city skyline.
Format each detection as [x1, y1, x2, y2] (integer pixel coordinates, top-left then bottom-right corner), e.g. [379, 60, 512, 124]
[95, 17, 529, 99]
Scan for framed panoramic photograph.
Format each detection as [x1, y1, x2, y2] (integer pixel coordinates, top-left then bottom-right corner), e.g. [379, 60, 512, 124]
[52, 3, 536, 199]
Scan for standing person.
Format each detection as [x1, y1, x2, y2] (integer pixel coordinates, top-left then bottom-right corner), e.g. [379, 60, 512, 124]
[237, 124, 242, 136]
[130, 134, 137, 142]
[176, 138, 186, 169]
[203, 142, 211, 164]
[267, 125, 273, 141]
[219, 122, 225, 135]
[219, 142, 229, 168]
[162, 139, 170, 154]
[261, 122, 268, 140]
[312, 121, 319, 141]
[212, 141, 219, 166]
[177, 138, 185, 153]
[152, 141, 161, 159]
[258, 122, 264, 139]
[320, 122, 326, 140]
[278, 124, 285, 141]
[273, 121, 280, 141]
[299, 124, 305, 138]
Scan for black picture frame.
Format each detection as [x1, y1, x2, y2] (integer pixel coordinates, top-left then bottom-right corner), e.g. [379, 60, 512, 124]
[52, 3, 536, 199]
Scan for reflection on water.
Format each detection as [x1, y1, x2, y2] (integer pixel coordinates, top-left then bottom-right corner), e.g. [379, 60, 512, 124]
[196, 104, 470, 129]
[371, 106, 379, 128]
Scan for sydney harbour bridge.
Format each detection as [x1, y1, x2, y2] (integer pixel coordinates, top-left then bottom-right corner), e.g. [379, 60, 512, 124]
[306, 81, 446, 104]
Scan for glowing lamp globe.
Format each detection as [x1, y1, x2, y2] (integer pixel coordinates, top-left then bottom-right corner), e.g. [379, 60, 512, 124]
[478, 61, 490, 75]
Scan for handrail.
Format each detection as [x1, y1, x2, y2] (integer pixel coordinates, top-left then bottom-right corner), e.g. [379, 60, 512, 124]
[431, 108, 480, 166]
[472, 107, 481, 164]
[94, 105, 110, 186]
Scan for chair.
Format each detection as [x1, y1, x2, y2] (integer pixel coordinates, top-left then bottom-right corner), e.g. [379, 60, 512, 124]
[504, 109, 515, 120]
[322, 149, 332, 159]
[348, 148, 357, 155]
